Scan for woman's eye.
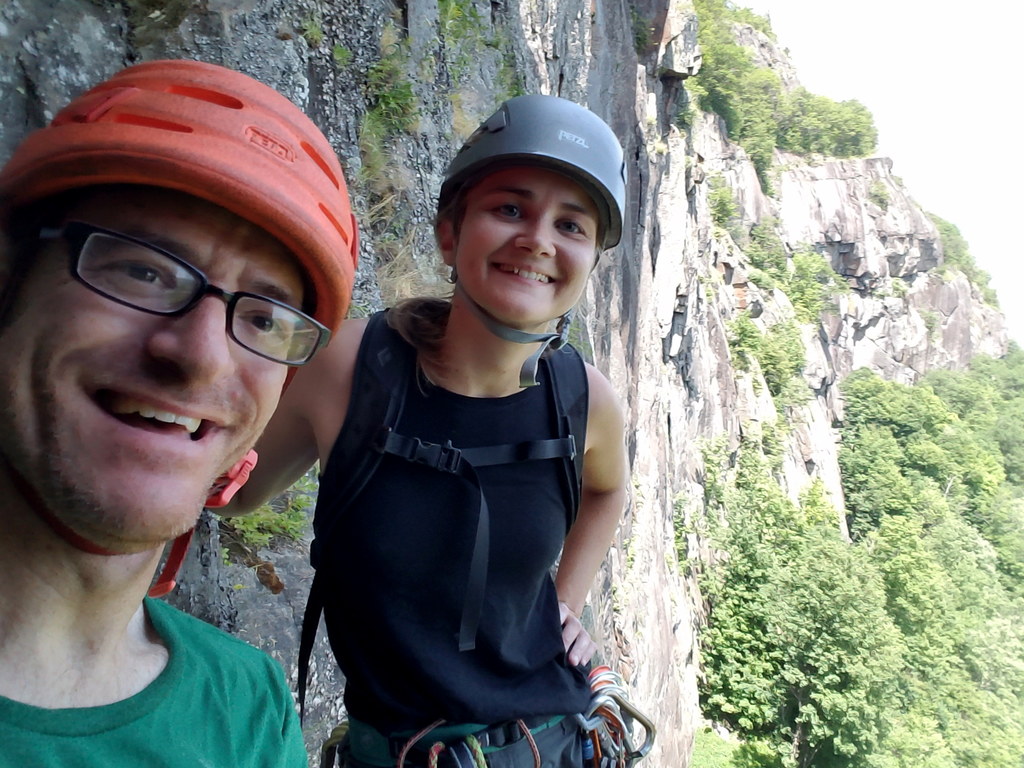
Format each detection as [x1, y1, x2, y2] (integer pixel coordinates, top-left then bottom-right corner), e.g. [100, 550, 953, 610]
[496, 203, 521, 218]
[558, 220, 585, 235]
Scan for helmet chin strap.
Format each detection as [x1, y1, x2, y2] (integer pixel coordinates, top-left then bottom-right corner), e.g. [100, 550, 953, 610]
[453, 281, 574, 387]
[2, 453, 200, 599]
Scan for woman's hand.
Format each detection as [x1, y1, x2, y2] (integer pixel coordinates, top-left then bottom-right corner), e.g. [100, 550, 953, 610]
[559, 602, 597, 667]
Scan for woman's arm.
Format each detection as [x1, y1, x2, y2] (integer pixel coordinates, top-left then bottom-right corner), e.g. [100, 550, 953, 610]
[555, 363, 628, 665]
[218, 318, 367, 516]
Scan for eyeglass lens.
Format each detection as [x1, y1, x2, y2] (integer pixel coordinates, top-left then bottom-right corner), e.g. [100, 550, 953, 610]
[76, 231, 321, 364]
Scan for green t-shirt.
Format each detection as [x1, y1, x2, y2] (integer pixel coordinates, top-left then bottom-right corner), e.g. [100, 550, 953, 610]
[0, 597, 307, 768]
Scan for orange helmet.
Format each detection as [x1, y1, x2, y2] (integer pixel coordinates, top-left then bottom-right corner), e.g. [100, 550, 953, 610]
[0, 59, 357, 332]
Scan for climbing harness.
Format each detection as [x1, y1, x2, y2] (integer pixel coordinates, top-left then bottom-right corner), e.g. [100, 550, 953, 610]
[320, 715, 570, 768]
[393, 720, 492, 768]
[318, 670, 655, 768]
[575, 667, 656, 768]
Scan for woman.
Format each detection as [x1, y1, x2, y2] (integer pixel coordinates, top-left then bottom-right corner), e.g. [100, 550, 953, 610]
[233, 94, 628, 768]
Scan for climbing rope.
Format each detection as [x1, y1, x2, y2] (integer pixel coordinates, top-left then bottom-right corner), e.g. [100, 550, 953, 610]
[394, 721, 490, 768]
[396, 719, 446, 768]
[515, 719, 542, 768]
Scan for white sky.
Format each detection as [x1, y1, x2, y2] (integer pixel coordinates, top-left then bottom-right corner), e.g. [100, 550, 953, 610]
[738, 0, 1024, 343]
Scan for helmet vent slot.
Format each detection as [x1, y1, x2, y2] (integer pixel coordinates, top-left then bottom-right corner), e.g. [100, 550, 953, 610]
[302, 141, 340, 190]
[319, 202, 351, 246]
[113, 113, 193, 133]
[166, 85, 244, 110]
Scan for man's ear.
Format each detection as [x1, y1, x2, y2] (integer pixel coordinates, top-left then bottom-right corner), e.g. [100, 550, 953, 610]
[436, 218, 456, 267]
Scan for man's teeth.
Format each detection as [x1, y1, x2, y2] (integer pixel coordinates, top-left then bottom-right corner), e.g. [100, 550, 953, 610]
[502, 265, 551, 283]
[112, 399, 202, 434]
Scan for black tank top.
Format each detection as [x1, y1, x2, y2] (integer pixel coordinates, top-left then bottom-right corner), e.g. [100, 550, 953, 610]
[320, 367, 592, 732]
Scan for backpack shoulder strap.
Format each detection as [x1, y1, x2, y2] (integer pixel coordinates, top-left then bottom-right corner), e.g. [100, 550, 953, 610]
[541, 344, 589, 530]
[309, 311, 413, 563]
[299, 310, 414, 719]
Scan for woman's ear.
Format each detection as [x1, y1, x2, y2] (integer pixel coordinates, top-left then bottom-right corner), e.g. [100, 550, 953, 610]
[437, 218, 456, 267]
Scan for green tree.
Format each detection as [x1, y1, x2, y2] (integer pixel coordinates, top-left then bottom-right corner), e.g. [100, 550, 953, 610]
[689, 3, 877, 189]
[709, 174, 739, 228]
[702, 445, 905, 768]
[769, 530, 904, 768]
[703, 347, 1024, 768]
[787, 248, 845, 323]
[838, 423, 916, 536]
[928, 213, 997, 305]
[757, 321, 805, 399]
[837, 364, 1024, 766]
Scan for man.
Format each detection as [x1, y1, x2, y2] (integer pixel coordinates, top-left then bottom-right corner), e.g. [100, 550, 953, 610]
[0, 59, 358, 766]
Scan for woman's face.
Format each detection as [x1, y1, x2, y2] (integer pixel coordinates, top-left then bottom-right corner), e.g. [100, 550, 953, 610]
[438, 166, 600, 333]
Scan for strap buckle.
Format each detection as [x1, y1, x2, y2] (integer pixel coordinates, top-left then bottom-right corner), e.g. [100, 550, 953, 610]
[377, 429, 464, 473]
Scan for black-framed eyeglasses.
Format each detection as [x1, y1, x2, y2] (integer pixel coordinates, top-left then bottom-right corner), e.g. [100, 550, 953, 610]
[39, 221, 330, 366]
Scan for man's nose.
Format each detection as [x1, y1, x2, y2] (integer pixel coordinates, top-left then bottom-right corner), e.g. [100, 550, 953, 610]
[145, 293, 234, 382]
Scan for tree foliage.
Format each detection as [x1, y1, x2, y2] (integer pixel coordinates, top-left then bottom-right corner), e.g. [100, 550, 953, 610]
[727, 314, 806, 400]
[745, 221, 848, 326]
[701, 444, 904, 768]
[689, 0, 878, 188]
[929, 213, 998, 306]
[699, 354, 1024, 766]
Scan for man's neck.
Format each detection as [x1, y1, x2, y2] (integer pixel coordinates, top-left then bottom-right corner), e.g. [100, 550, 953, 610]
[0, 493, 169, 709]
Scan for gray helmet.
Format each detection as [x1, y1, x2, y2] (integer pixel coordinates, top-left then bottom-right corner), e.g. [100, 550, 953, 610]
[439, 94, 626, 249]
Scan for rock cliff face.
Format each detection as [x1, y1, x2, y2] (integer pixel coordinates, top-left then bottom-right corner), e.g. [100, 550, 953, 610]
[0, 2, 1007, 766]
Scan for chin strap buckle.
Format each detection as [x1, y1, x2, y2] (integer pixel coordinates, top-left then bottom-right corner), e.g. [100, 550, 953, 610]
[204, 449, 259, 508]
[148, 448, 259, 599]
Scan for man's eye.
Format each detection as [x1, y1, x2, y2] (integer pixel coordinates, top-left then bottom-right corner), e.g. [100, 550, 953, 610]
[241, 311, 279, 334]
[85, 256, 183, 295]
[118, 262, 164, 284]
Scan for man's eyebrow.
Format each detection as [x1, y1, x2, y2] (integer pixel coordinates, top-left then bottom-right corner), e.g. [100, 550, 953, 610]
[119, 230, 195, 259]
[246, 278, 297, 305]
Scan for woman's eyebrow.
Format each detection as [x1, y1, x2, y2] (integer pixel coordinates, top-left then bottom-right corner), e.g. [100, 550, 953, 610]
[560, 200, 593, 216]
[482, 186, 593, 215]
[481, 184, 532, 198]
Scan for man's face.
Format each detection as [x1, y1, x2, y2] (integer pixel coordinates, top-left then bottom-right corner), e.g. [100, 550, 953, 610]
[0, 187, 303, 553]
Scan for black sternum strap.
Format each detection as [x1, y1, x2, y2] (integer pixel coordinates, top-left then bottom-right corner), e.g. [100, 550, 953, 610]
[375, 428, 577, 651]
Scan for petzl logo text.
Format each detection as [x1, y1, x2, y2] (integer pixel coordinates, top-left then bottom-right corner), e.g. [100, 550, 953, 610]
[558, 129, 589, 148]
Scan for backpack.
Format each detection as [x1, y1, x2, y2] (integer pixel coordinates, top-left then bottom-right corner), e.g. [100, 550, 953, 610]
[297, 310, 590, 717]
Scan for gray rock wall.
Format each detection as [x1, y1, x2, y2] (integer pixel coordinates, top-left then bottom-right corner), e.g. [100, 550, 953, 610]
[0, 2, 1007, 766]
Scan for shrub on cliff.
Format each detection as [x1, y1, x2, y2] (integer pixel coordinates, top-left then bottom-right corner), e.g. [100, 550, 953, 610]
[929, 213, 998, 306]
[689, 0, 878, 188]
